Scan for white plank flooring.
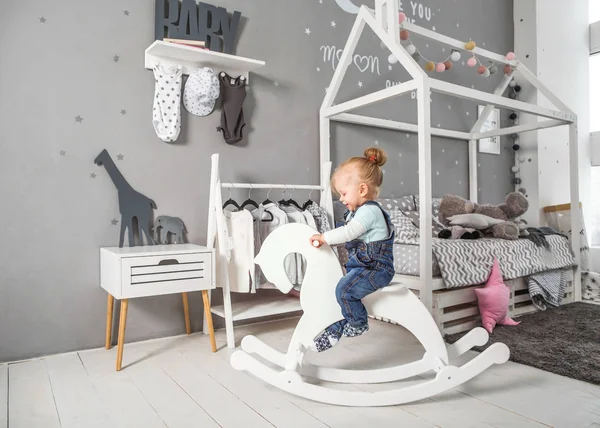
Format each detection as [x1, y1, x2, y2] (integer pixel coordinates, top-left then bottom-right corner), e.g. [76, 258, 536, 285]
[2, 317, 600, 428]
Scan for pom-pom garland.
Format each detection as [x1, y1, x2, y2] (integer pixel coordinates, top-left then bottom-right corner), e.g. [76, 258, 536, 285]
[387, 26, 512, 78]
[509, 78, 527, 195]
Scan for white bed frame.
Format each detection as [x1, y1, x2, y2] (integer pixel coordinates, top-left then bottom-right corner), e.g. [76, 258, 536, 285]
[206, 0, 581, 346]
[319, 1, 582, 322]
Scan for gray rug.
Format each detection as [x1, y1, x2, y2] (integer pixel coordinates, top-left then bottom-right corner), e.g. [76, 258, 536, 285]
[444, 302, 600, 385]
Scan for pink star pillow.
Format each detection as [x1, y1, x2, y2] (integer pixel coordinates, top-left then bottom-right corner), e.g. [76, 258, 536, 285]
[475, 257, 520, 333]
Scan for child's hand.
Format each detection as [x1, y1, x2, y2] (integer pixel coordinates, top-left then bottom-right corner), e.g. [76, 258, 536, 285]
[310, 234, 326, 248]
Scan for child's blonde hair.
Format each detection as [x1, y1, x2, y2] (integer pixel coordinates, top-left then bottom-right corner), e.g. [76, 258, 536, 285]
[332, 147, 388, 197]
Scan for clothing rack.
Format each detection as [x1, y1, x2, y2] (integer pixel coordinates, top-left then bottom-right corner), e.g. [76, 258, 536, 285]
[204, 153, 333, 348]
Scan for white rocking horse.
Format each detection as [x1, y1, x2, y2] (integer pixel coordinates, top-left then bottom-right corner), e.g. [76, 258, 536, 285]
[230, 223, 510, 406]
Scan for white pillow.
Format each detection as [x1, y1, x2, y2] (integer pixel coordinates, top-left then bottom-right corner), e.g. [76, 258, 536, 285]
[448, 213, 504, 229]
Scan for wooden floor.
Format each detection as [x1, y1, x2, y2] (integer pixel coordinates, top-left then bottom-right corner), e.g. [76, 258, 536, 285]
[2, 317, 600, 428]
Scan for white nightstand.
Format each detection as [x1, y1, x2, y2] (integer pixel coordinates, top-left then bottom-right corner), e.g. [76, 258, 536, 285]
[100, 244, 216, 371]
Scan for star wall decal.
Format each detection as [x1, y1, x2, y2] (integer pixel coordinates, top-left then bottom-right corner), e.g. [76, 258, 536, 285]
[316, 67, 320, 71]
[113, 55, 120, 62]
[39, 17, 47, 23]
[274, 81, 280, 87]
[123, 10, 130, 16]
[60, 150, 66, 156]
[120, 109, 127, 115]
[305, 28, 311, 35]
[111, 218, 119, 225]
[358, 81, 363, 88]
[90, 172, 97, 179]
[117, 154, 124, 160]
[388, 65, 392, 70]
[331, 21, 336, 27]
[75, 115, 83, 123]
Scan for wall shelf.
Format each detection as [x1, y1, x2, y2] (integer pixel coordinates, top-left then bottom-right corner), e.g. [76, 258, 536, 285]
[144, 40, 266, 80]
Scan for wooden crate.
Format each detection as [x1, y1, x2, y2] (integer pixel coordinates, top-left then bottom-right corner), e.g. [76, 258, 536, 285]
[371, 270, 575, 336]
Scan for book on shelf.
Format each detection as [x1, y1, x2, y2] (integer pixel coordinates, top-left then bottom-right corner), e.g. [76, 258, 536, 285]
[163, 38, 207, 49]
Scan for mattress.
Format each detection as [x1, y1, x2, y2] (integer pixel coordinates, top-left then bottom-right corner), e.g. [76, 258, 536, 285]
[393, 241, 441, 277]
[392, 234, 575, 289]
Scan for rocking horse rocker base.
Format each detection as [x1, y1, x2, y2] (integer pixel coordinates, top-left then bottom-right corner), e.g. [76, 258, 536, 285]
[230, 224, 510, 407]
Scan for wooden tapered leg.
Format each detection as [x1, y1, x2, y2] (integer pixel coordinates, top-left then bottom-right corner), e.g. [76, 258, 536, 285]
[202, 290, 217, 352]
[116, 299, 129, 371]
[182, 292, 191, 335]
[105, 293, 114, 349]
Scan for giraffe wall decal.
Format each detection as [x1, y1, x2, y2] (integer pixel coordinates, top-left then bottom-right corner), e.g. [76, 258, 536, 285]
[94, 149, 157, 247]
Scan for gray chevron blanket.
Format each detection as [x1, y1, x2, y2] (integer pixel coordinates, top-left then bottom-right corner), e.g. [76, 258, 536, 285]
[526, 269, 569, 310]
[431, 235, 576, 288]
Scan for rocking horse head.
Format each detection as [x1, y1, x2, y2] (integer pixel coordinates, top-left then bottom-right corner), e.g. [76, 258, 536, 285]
[254, 223, 344, 299]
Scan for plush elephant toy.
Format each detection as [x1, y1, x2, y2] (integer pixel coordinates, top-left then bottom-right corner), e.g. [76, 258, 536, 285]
[152, 215, 187, 244]
[437, 192, 529, 240]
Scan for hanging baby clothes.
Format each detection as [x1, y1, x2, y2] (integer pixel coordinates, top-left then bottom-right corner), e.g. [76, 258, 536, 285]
[255, 202, 289, 288]
[152, 62, 183, 143]
[306, 203, 333, 234]
[247, 206, 274, 291]
[222, 209, 255, 293]
[279, 205, 308, 290]
[302, 210, 317, 231]
[216, 72, 246, 144]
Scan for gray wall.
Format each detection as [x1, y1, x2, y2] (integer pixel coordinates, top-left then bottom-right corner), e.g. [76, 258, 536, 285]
[0, 0, 513, 362]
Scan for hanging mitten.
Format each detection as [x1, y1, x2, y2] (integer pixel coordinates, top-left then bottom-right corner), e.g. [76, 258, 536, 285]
[152, 62, 183, 143]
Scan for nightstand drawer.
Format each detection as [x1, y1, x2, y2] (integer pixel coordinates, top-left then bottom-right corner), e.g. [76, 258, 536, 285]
[121, 252, 213, 298]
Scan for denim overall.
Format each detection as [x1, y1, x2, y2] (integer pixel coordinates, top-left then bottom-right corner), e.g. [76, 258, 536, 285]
[325, 200, 395, 340]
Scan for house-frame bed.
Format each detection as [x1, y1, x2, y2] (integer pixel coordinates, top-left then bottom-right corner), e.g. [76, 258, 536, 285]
[318, 0, 581, 334]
